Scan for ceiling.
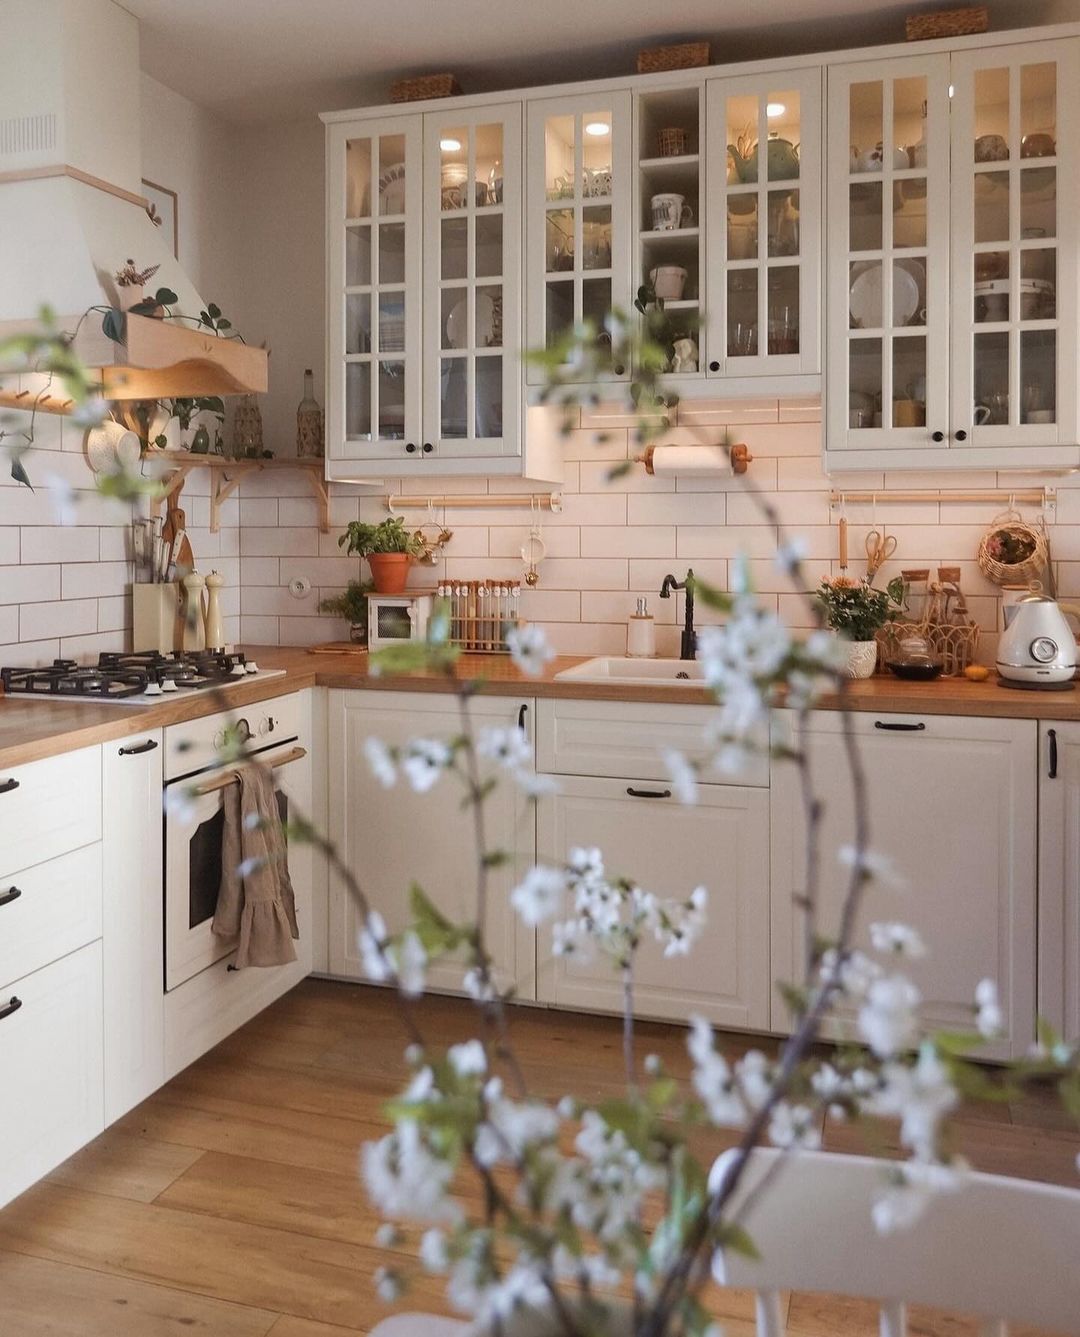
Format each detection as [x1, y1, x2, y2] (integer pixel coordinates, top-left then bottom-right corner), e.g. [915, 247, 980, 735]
[123, 0, 1075, 124]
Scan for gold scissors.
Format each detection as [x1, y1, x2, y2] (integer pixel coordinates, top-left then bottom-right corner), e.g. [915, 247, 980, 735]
[865, 528, 897, 580]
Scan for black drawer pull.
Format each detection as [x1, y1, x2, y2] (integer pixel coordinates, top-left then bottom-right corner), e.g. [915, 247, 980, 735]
[874, 721, 926, 732]
[626, 786, 672, 799]
[0, 997, 22, 1022]
[517, 703, 528, 730]
[227, 963, 239, 972]
[1049, 727, 1058, 779]
[0, 886, 22, 908]
[119, 739, 159, 756]
[0, 778, 19, 795]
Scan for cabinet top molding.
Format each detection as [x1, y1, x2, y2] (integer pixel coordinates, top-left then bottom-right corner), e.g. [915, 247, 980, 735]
[320, 21, 1080, 124]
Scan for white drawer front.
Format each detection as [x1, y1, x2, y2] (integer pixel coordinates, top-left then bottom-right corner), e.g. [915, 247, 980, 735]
[537, 698, 769, 787]
[0, 745, 102, 876]
[0, 843, 103, 994]
[0, 941, 104, 1208]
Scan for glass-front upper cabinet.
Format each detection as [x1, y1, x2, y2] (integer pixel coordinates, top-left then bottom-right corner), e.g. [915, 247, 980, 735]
[423, 105, 522, 460]
[950, 41, 1078, 449]
[706, 69, 822, 382]
[826, 55, 952, 452]
[326, 116, 423, 466]
[525, 92, 632, 383]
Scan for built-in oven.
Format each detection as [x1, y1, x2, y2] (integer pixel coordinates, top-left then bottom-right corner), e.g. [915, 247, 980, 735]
[162, 696, 310, 992]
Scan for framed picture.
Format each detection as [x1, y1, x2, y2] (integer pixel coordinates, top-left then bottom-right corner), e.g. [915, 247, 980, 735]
[142, 179, 179, 259]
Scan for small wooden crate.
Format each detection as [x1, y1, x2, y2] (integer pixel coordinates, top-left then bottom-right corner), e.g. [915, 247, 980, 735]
[905, 6, 988, 40]
[390, 73, 462, 103]
[637, 41, 710, 75]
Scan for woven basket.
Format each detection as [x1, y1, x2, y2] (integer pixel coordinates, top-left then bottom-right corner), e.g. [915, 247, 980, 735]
[657, 127, 689, 157]
[906, 6, 988, 40]
[926, 620, 980, 677]
[390, 73, 461, 103]
[637, 41, 710, 74]
[976, 520, 1048, 586]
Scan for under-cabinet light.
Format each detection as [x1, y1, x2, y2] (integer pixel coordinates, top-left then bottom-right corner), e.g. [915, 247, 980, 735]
[767, 102, 786, 118]
[584, 121, 610, 137]
[440, 137, 462, 152]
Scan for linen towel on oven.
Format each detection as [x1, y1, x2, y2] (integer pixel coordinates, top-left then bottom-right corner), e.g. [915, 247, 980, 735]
[212, 762, 299, 967]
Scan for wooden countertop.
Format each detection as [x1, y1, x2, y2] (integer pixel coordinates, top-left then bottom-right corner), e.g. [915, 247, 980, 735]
[2, 644, 1080, 771]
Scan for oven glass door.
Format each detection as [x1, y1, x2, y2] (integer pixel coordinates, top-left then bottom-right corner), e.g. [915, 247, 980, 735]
[164, 743, 302, 992]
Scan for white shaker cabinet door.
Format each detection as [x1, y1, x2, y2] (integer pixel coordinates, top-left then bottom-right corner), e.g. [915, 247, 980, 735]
[536, 775, 771, 1030]
[102, 732, 164, 1124]
[1037, 722, 1080, 1041]
[327, 690, 537, 998]
[771, 709, 1037, 1059]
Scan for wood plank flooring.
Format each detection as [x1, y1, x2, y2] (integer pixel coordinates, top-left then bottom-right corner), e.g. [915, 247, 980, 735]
[0, 978, 1076, 1336]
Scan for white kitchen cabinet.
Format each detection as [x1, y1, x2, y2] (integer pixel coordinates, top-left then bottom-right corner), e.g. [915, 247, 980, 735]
[0, 744, 101, 875]
[1037, 722, 1080, 1040]
[771, 709, 1037, 1059]
[536, 775, 770, 1029]
[825, 38, 1080, 470]
[0, 941, 104, 1208]
[327, 689, 537, 997]
[102, 732, 164, 1125]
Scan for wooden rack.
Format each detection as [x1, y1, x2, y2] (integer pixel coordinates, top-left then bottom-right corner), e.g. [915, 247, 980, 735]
[192, 746, 307, 796]
[829, 487, 1055, 509]
[387, 492, 562, 514]
[144, 452, 330, 534]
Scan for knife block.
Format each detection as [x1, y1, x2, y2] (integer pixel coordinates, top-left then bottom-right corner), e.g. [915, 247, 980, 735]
[132, 582, 180, 654]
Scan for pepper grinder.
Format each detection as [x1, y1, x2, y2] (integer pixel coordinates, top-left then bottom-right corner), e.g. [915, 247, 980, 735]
[204, 570, 225, 651]
[181, 571, 206, 652]
[627, 596, 656, 658]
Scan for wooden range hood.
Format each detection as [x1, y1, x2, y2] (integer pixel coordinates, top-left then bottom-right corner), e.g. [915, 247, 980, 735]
[98, 312, 269, 400]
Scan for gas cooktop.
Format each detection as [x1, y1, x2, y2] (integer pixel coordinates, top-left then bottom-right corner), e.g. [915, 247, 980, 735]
[0, 650, 285, 705]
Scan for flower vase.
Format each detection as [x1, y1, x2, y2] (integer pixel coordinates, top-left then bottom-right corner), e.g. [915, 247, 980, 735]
[841, 637, 878, 679]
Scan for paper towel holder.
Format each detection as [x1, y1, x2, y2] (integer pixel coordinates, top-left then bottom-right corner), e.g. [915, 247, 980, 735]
[637, 442, 752, 475]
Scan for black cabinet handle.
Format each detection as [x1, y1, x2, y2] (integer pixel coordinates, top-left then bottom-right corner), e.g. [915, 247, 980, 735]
[405, 442, 417, 453]
[1049, 727, 1058, 779]
[517, 703, 528, 731]
[613, 364, 626, 376]
[422, 442, 434, 454]
[0, 886, 22, 908]
[955, 429, 968, 442]
[119, 739, 159, 756]
[626, 786, 672, 799]
[0, 778, 19, 795]
[0, 996, 22, 1022]
[709, 360, 721, 372]
[931, 430, 945, 443]
[874, 721, 927, 732]
[227, 963, 239, 972]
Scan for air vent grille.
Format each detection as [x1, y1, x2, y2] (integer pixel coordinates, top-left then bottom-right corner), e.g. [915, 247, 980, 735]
[0, 112, 57, 162]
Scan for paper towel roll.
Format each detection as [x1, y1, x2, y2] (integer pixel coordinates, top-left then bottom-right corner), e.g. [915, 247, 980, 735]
[642, 443, 750, 476]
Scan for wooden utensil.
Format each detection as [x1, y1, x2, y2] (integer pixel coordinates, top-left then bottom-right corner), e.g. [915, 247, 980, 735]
[838, 515, 849, 572]
[166, 507, 194, 573]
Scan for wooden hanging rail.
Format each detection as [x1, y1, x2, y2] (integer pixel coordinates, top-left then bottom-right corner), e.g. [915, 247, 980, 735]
[387, 492, 563, 514]
[0, 387, 75, 415]
[192, 746, 307, 796]
[142, 452, 330, 534]
[829, 488, 1055, 507]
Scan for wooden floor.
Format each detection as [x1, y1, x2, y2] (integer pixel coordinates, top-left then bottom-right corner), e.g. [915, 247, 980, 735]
[1, 979, 1077, 1336]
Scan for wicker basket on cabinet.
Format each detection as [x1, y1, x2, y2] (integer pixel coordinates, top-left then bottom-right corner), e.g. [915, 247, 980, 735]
[637, 42, 710, 74]
[390, 73, 462, 102]
[905, 6, 988, 40]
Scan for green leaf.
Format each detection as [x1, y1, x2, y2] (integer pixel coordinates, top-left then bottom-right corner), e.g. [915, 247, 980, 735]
[715, 1222, 761, 1261]
[155, 287, 179, 305]
[101, 307, 125, 342]
[10, 456, 33, 490]
[208, 302, 221, 319]
[481, 849, 511, 869]
[693, 578, 733, 613]
[216, 318, 231, 330]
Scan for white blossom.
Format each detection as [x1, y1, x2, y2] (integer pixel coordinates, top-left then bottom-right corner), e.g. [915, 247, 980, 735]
[474, 1095, 560, 1167]
[869, 1044, 958, 1161]
[419, 1228, 449, 1272]
[511, 767, 558, 798]
[374, 1265, 402, 1302]
[872, 1156, 966, 1234]
[401, 738, 452, 793]
[506, 623, 556, 676]
[362, 1121, 461, 1222]
[568, 846, 604, 881]
[476, 725, 531, 771]
[364, 736, 397, 788]
[838, 845, 907, 891]
[510, 864, 566, 926]
[734, 1050, 774, 1110]
[858, 974, 921, 1058]
[42, 471, 78, 525]
[448, 1039, 487, 1078]
[820, 946, 883, 999]
[163, 784, 196, 824]
[768, 1101, 822, 1150]
[687, 1016, 746, 1127]
[358, 910, 393, 983]
[463, 966, 496, 1002]
[870, 922, 926, 959]
[975, 977, 1004, 1039]
[395, 931, 427, 998]
[374, 1222, 401, 1248]
[662, 747, 699, 805]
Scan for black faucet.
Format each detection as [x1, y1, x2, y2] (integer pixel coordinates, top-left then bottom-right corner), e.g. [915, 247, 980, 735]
[659, 569, 696, 660]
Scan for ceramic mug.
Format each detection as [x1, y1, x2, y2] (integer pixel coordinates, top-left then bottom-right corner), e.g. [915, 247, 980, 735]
[975, 393, 1008, 425]
[651, 192, 693, 231]
[649, 265, 687, 300]
[1027, 408, 1055, 424]
[893, 398, 926, 427]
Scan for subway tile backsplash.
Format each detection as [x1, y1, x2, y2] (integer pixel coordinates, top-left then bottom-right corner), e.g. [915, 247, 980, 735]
[1, 405, 1078, 667]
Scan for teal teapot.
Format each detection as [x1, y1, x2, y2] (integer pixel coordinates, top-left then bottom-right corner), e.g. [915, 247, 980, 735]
[727, 133, 800, 184]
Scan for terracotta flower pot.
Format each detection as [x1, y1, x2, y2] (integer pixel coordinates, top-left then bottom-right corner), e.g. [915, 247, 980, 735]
[367, 552, 412, 594]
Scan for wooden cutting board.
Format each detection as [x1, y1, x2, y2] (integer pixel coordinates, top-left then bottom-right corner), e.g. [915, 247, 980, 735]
[306, 642, 368, 655]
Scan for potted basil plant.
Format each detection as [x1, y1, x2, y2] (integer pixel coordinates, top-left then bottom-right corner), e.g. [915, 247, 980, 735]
[338, 518, 425, 594]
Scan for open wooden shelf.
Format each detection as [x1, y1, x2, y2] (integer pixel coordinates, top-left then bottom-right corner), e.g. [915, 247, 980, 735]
[142, 451, 329, 534]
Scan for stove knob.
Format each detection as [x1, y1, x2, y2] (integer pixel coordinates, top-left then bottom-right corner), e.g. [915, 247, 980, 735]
[235, 718, 252, 743]
[213, 729, 227, 750]
[1030, 636, 1058, 664]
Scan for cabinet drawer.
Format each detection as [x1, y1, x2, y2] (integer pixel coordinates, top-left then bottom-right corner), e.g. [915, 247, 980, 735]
[0, 843, 103, 993]
[537, 698, 768, 787]
[0, 941, 104, 1208]
[0, 745, 102, 876]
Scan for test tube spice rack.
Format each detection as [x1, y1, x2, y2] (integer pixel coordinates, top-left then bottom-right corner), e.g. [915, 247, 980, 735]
[439, 580, 521, 652]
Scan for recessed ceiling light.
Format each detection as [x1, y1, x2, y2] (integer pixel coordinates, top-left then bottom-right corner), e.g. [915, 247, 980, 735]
[440, 137, 462, 152]
[584, 121, 610, 137]
[766, 102, 786, 118]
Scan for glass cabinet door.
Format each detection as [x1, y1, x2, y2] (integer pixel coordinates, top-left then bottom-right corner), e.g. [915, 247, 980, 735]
[705, 68, 822, 380]
[423, 105, 522, 460]
[950, 41, 1078, 448]
[325, 115, 422, 468]
[826, 56, 951, 451]
[525, 92, 632, 383]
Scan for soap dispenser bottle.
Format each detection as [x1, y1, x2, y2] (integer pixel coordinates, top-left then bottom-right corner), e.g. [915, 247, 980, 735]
[627, 596, 656, 658]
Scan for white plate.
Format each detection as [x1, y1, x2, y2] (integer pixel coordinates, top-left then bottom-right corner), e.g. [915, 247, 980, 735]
[446, 291, 496, 350]
[378, 162, 407, 215]
[850, 261, 919, 329]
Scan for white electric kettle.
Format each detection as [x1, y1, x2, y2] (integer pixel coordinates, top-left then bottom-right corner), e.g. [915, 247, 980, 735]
[997, 593, 1080, 685]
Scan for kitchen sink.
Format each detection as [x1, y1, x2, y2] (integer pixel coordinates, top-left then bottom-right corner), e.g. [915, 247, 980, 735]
[554, 656, 708, 686]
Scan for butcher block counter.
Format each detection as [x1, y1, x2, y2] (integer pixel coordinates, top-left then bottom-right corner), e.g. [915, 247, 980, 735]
[2, 643, 1080, 770]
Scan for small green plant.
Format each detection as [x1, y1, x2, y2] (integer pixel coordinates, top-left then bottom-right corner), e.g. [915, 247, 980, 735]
[151, 396, 226, 454]
[198, 302, 233, 335]
[338, 517, 425, 558]
[817, 575, 905, 641]
[318, 579, 374, 627]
